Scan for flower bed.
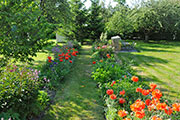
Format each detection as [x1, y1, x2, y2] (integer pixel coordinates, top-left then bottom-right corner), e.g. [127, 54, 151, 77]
[0, 44, 79, 119]
[91, 44, 180, 120]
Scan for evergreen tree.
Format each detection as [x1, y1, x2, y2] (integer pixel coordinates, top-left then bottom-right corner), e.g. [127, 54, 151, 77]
[87, 0, 105, 41]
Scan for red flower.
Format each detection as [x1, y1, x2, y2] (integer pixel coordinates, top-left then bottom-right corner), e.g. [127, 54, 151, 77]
[135, 110, 145, 119]
[152, 89, 162, 99]
[118, 110, 127, 117]
[164, 107, 173, 115]
[48, 60, 52, 63]
[149, 83, 157, 92]
[110, 94, 116, 100]
[142, 89, 149, 96]
[65, 57, 69, 60]
[120, 90, 125, 95]
[145, 99, 151, 106]
[92, 61, 96, 64]
[131, 76, 139, 82]
[136, 87, 142, 93]
[119, 98, 126, 104]
[60, 59, 63, 62]
[111, 81, 116, 86]
[72, 51, 77, 56]
[106, 54, 111, 58]
[69, 60, 72, 63]
[106, 89, 113, 95]
[48, 56, 51, 60]
[172, 103, 180, 112]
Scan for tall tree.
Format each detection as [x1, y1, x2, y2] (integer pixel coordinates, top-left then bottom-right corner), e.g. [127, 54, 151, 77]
[59, 0, 88, 44]
[87, 0, 105, 41]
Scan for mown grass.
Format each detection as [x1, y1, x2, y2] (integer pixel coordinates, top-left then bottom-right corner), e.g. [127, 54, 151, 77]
[118, 40, 180, 100]
[42, 46, 104, 120]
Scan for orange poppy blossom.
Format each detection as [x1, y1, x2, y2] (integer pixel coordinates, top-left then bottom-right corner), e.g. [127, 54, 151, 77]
[110, 94, 117, 100]
[106, 54, 111, 58]
[106, 89, 114, 95]
[172, 103, 180, 112]
[151, 116, 162, 120]
[152, 89, 162, 99]
[131, 76, 139, 82]
[120, 90, 125, 95]
[136, 87, 143, 93]
[135, 110, 145, 119]
[130, 99, 145, 112]
[141, 89, 150, 96]
[118, 110, 128, 117]
[119, 98, 126, 104]
[149, 83, 157, 92]
[145, 99, 152, 106]
[164, 107, 173, 115]
[156, 102, 167, 110]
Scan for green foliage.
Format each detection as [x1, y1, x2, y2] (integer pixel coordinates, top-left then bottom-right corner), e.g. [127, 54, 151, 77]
[88, 0, 105, 41]
[59, 0, 88, 44]
[106, 5, 134, 37]
[37, 90, 49, 110]
[0, 110, 20, 120]
[0, 63, 40, 119]
[106, 0, 180, 41]
[0, 0, 53, 63]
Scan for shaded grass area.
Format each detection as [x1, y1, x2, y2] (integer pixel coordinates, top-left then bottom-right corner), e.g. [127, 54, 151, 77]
[118, 40, 180, 100]
[42, 46, 104, 120]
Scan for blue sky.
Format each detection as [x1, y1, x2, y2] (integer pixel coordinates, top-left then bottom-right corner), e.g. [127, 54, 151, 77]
[84, 0, 136, 8]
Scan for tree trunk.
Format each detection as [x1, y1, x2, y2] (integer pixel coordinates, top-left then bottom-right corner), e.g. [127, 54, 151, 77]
[145, 33, 149, 42]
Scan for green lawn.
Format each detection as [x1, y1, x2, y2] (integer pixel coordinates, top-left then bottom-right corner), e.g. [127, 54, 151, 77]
[118, 40, 180, 100]
[43, 46, 104, 120]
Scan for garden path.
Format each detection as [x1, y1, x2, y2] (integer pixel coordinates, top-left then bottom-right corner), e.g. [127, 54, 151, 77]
[42, 45, 104, 120]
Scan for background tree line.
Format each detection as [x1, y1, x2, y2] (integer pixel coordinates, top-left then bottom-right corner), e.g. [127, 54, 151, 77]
[1, 0, 180, 64]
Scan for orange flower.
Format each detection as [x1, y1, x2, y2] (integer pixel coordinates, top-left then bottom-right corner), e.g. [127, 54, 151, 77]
[130, 99, 145, 112]
[131, 76, 139, 82]
[123, 118, 131, 120]
[151, 98, 160, 105]
[151, 116, 162, 120]
[100, 60, 103, 62]
[145, 99, 151, 106]
[110, 94, 117, 100]
[172, 103, 180, 112]
[118, 110, 127, 117]
[152, 89, 162, 99]
[149, 83, 157, 92]
[120, 90, 125, 95]
[119, 98, 126, 104]
[106, 89, 113, 95]
[135, 110, 145, 119]
[136, 87, 142, 93]
[164, 107, 173, 115]
[156, 102, 167, 110]
[142, 89, 149, 96]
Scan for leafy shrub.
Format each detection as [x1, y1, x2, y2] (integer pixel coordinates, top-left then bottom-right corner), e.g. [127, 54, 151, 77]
[0, 63, 41, 119]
